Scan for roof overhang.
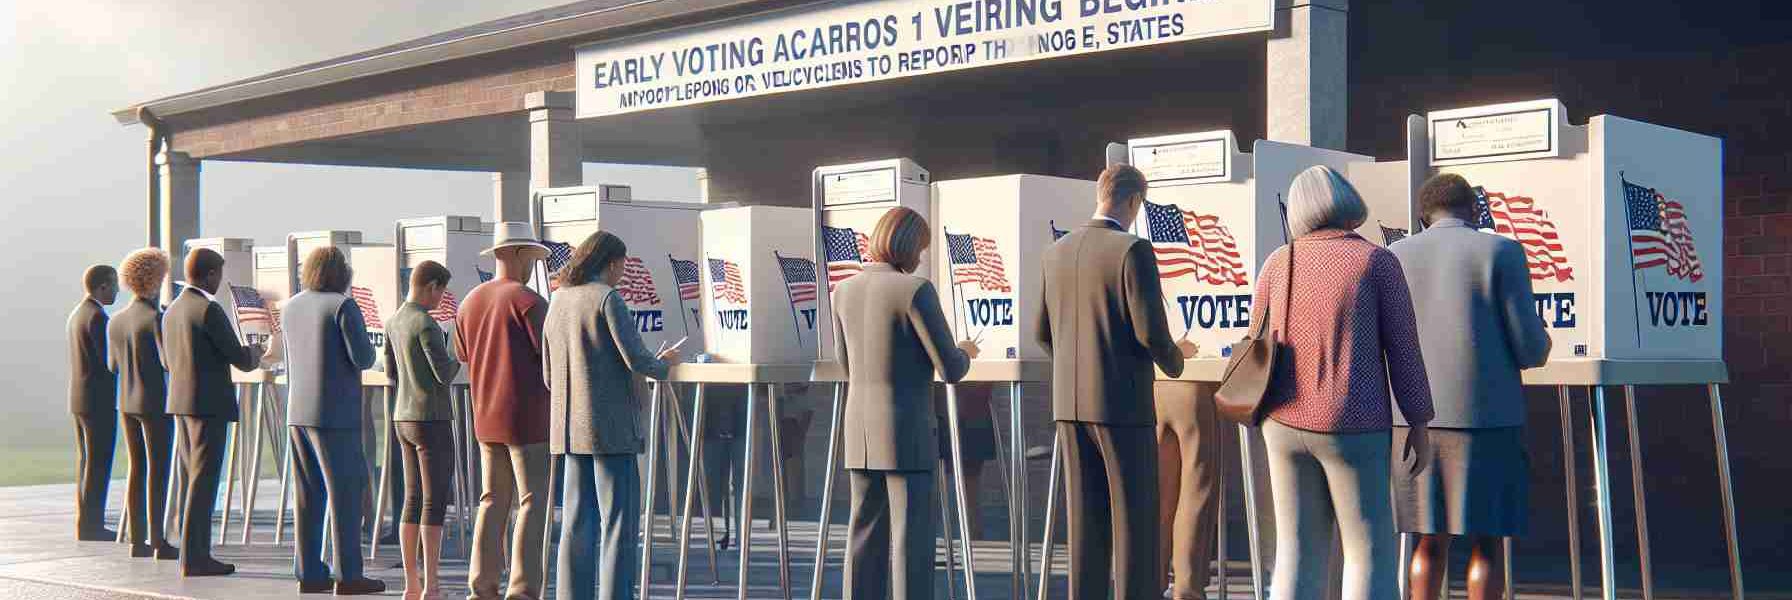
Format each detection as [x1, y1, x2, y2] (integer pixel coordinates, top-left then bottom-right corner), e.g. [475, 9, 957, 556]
[111, 0, 774, 125]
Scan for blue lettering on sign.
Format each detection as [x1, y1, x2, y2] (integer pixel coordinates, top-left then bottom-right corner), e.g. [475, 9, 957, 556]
[1530, 293, 1578, 328]
[718, 310, 750, 331]
[965, 298, 1014, 326]
[632, 309, 665, 333]
[1175, 294, 1252, 331]
[367, 332, 386, 349]
[800, 308, 818, 330]
[1644, 291, 1709, 327]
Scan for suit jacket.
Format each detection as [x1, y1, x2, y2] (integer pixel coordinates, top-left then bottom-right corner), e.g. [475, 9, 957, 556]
[1390, 218, 1552, 428]
[163, 287, 259, 420]
[1036, 219, 1185, 426]
[281, 290, 377, 429]
[543, 282, 669, 455]
[68, 297, 117, 415]
[832, 263, 971, 471]
[384, 302, 461, 422]
[109, 298, 168, 416]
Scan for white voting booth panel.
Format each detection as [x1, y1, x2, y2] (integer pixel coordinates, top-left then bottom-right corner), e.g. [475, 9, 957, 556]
[184, 237, 255, 330]
[349, 244, 400, 384]
[931, 174, 1090, 360]
[531, 186, 706, 352]
[700, 205, 818, 364]
[1416, 99, 1723, 362]
[1126, 130, 1373, 362]
[813, 158, 931, 362]
[395, 216, 492, 343]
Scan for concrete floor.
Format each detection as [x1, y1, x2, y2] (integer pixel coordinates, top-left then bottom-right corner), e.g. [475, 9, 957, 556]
[0, 481, 1770, 599]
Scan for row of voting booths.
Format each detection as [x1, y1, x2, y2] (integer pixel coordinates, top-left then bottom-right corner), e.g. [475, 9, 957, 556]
[153, 96, 1736, 600]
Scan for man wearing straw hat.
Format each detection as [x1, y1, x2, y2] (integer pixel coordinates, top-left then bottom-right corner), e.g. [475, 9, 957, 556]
[456, 222, 553, 600]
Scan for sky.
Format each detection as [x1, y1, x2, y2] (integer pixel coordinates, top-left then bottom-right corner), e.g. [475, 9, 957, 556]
[0, 0, 699, 456]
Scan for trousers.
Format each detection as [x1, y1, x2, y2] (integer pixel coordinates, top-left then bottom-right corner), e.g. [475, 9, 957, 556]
[396, 421, 454, 526]
[555, 453, 640, 600]
[177, 416, 229, 567]
[844, 469, 935, 600]
[469, 442, 549, 600]
[73, 411, 118, 536]
[290, 425, 369, 583]
[122, 414, 174, 547]
[1261, 419, 1396, 600]
[1154, 382, 1221, 599]
[1059, 421, 1160, 600]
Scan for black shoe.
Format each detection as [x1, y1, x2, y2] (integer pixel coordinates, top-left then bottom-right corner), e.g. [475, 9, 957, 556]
[299, 579, 335, 594]
[155, 544, 180, 561]
[130, 544, 154, 558]
[335, 578, 387, 596]
[77, 528, 118, 542]
[183, 559, 235, 577]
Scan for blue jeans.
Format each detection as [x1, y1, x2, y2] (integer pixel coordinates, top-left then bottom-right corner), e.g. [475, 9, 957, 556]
[289, 426, 368, 584]
[555, 453, 640, 600]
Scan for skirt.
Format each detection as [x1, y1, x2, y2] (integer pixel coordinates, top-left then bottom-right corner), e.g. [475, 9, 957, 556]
[1393, 426, 1529, 536]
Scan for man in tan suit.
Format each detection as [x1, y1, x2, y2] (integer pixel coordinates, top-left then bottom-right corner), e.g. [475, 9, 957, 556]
[1036, 165, 1195, 599]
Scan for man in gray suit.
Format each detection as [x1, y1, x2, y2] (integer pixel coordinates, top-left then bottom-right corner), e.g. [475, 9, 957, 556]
[163, 248, 263, 576]
[1036, 165, 1195, 599]
[68, 264, 119, 541]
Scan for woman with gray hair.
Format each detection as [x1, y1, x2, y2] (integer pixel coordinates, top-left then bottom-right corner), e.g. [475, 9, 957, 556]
[1250, 165, 1436, 600]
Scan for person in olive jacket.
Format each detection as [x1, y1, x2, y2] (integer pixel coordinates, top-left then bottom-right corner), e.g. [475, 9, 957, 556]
[383, 260, 462, 600]
[162, 248, 263, 577]
[110, 248, 178, 560]
[68, 263, 119, 542]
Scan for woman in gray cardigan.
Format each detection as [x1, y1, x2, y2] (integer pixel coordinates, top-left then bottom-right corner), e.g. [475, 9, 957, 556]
[830, 207, 978, 600]
[543, 231, 679, 600]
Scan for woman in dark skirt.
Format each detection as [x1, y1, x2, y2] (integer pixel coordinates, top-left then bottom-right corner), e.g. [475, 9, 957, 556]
[1388, 174, 1554, 600]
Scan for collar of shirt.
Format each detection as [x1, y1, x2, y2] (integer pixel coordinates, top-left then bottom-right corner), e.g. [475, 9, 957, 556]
[1089, 214, 1124, 229]
[189, 286, 215, 303]
[861, 262, 895, 272]
[1299, 228, 1361, 241]
[1428, 217, 1471, 229]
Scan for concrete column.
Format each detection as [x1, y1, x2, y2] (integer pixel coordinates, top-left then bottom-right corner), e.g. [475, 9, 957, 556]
[157, 150, 200, 290]
[1266, 0, 1348, 149]
[526, 91, 581, 194]
[492, 171, 530, 223]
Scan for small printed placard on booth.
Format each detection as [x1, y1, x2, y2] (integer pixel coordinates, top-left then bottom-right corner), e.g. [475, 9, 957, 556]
[814, 158, 931, 362]
[1428, 98, 1567, 166]
[932, 174, 1091, 360]
[1417, 100, 1722, 362]
[701, 205, 819, 365]
[531, 186, 707, 352]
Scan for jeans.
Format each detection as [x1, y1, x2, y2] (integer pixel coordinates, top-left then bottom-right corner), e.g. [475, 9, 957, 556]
[290, 425, 369, 583]
[555, 453, 640, 600]
[1261, 419, 1396, 600]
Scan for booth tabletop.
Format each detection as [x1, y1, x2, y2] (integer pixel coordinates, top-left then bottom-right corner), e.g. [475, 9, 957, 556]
[360, 372, 394, 387]
[1156, 359, 1232, 383]
[230, 368, 278, 384]
[660, 362, 813, 384]
[1520, 359, 1729, 386]
[809, 359, 1051, 384]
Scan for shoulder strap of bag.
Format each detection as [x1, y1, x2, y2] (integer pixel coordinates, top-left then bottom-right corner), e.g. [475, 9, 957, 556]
[1278, 197, 1294, 337]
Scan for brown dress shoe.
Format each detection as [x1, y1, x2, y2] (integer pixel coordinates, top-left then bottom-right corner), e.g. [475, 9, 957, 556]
[334, 577, 387, 596]
[182, 559, 235, 577]
[155, 544, 180, 561]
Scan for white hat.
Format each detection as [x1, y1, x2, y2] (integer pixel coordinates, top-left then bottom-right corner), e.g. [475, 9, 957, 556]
[483, 221, 550, 257]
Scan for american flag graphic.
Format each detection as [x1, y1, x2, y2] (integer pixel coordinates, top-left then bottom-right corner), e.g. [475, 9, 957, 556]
[231, 285, 271, 330]
[1143, 200, 1248, 286]
[428, 289, 459, 323]
[543, 240, 575, 291]
[1051, 220, 1070, 241]
[776, 255, 818, 304]
[349, 286, 384, 329]
[708, 258, 747, 304]
[670, 257, 702, 301]
[616, 256, 661, 305]
[477, 269, 494, 283]
[1624, 177, 1704, 282]
[1380, 224, 1410, 245]
[822, 225, 870, 290]
[1472, 187, 1576, 282]
[945, 231, 1011, 292]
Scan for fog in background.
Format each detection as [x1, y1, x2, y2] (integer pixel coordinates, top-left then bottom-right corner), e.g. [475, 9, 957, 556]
[0, 0, 699, 478]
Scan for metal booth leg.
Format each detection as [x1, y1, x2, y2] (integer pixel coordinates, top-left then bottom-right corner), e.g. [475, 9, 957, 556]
[675, 383, 710, 598]
[664, 383, 721, 584]
[1398, 533, 1411, 600]
[1218, 425, 1230, 600]
[1238, 424, 1265, 600]
[448, 387, 470, 556]
[735, 384, 762, 600]
[944, 383, 980, 600]
[243, 382, 276, 544]
[1707, 383, 1745, 600]
[1010, 381, 1031, 593]
[639, 382, 665, 596]
[765, 384, 794, 600]
[937, 464, 960, 600]
[1588, 386, 1619, 600]
[274, 397, 295, 545]
[371, 387, 396, 558]
[809, 382, 846, 600]
[543, 452, 561, 591]
[217, 385, 243, 544]
[1558, 385, 1584, 600]
[1621, 385, 1655, 600]
[1034, 429, 1062, 600]
[1503, 537, 1516, 600]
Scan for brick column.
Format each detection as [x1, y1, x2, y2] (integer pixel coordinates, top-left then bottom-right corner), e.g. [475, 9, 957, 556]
[527, 91, 581, 197]
[493, 171, 530, 223]
[157, 150, 200, 295]
[1267, 0, 1348, 149]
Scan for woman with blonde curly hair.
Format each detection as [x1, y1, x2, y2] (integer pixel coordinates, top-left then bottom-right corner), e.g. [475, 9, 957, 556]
[108, 248, 179, 560]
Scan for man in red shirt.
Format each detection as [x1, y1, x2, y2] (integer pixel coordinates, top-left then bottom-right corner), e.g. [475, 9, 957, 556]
[455, 222, 552, 600]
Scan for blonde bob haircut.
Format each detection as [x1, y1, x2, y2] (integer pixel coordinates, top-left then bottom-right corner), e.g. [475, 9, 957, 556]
[867, 206, 931, 274]
[120, 248, 169, 298]
[300, 246, 353, 294]
[1286, 165, 1368, 238]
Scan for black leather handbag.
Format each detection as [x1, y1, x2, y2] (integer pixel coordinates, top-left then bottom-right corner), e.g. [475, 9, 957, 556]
[1215, 200, 1293, 425]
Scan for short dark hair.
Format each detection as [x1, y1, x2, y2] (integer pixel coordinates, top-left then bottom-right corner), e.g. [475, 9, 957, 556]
[185, 248, 225, 283]
[409, 260, 452, 291]
[83, 265, 117, 295]
[1098, 164, 1149, 206]
[1418, 173, 1477, 224]
[558, 231, 628, 289]
[300, 246, 353, 294]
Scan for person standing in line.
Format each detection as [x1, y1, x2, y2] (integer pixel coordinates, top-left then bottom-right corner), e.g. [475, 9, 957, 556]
[456, 222, 553, 600]
[831, 207, 978, 600]
[111, 248, 179, 560]
[281, 246, 386, 595]
[1391, 174, 1552, 600]
[1249, 165, 1435, 600]
[1156, 379, 1218, 600]
[543, 231, 681, 600]
[163, 248, 264, 576]
[68, 263, 120, 542]
[1035, 165, 1196, 600]
[385, 260, 462, 600]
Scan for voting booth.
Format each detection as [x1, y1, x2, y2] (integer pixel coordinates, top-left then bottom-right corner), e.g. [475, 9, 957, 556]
[930, 174, 1091, 360]
[699, 205, 817, 365]
[183, 238, 258, 339]
[1126, 130, 1376, 364]
[1402, 99, 1725, 363]
[812, 158, 931, 362]
[350, 243, 399, 384]
[394, 216, 492, 343]
[531, 186, 707, 351]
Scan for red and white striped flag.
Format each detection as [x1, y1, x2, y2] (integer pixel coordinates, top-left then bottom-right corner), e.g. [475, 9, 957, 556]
[350, 286, 384, 329]
[616, 256, 662, 305]
[428, 289, 459, 323]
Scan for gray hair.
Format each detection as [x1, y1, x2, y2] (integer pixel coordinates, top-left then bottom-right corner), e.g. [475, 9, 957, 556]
[1285, 165, 1367, 238]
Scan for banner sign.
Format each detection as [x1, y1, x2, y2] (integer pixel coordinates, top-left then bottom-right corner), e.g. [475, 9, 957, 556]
[576, 0, 1273, 118]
